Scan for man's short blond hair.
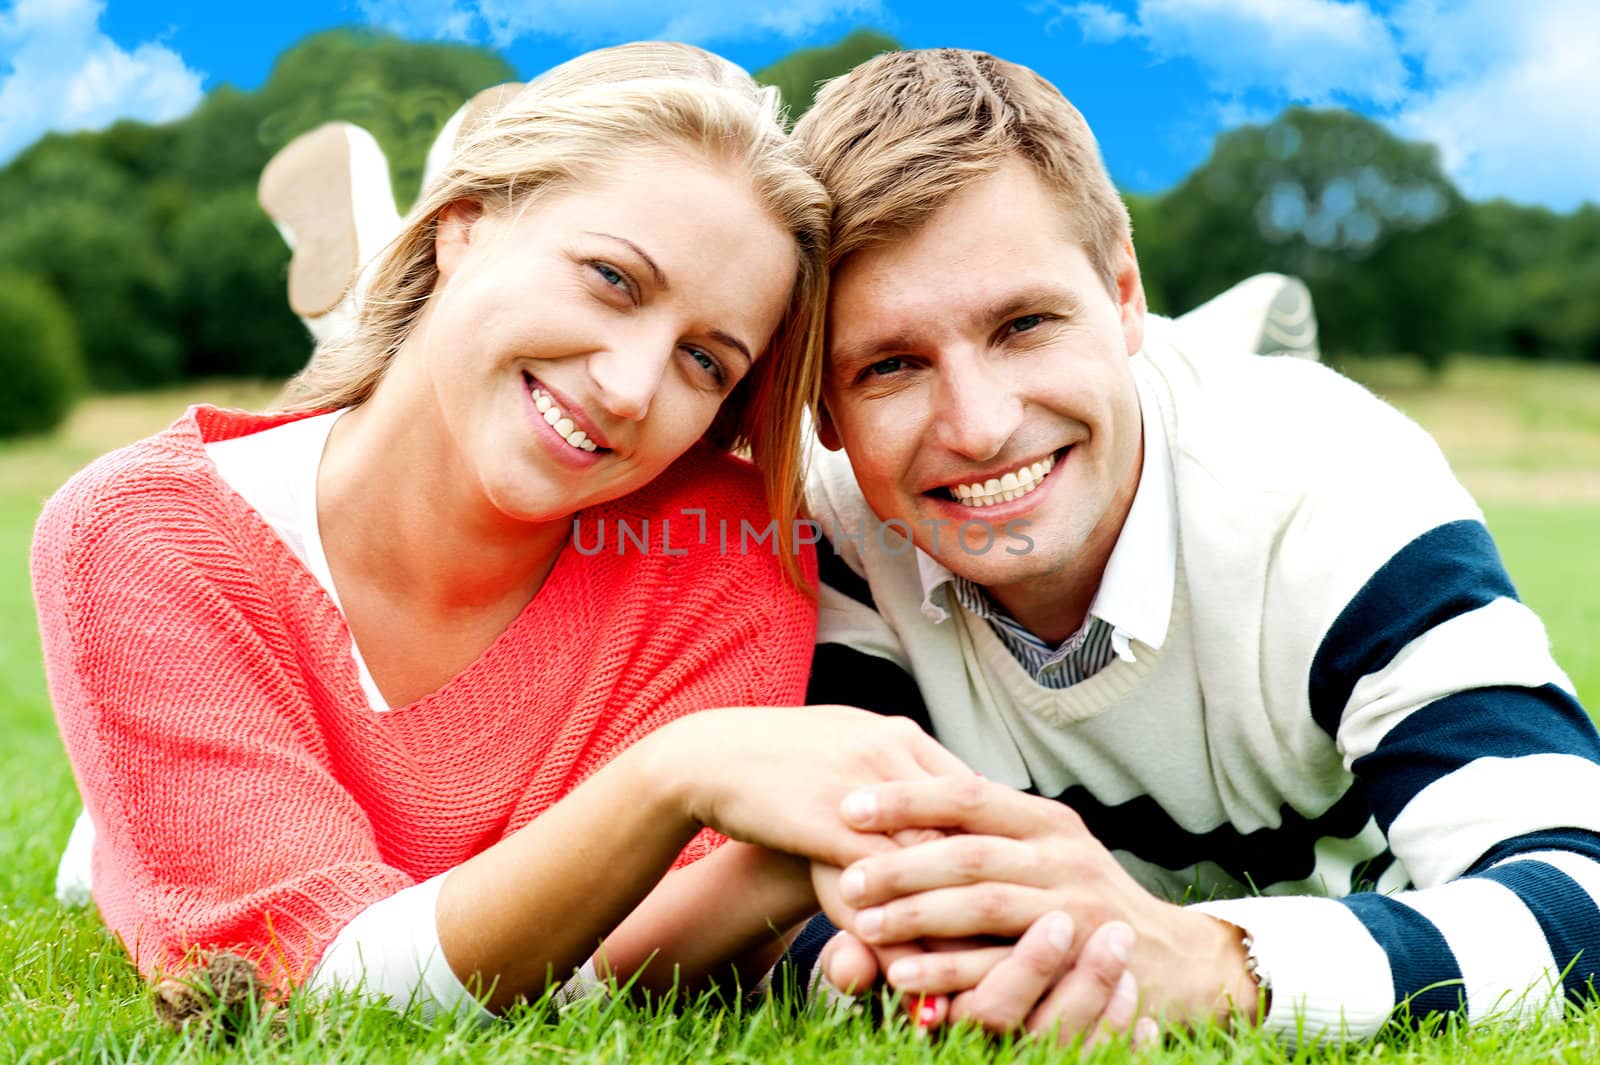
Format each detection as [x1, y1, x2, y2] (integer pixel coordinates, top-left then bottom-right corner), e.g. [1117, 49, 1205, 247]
[792, 48, 1130, 293]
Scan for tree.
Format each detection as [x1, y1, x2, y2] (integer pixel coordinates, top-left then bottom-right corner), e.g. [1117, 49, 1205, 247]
[755, 29, 901, 123]
[1149, 108, 1474, 369]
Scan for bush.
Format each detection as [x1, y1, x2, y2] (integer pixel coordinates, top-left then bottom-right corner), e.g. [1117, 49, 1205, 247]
[0, 272, 86, 438]
[0, 198, 182, 391]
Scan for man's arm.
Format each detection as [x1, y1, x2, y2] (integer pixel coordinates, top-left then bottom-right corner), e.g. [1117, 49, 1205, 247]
[822, 516, 1600, 1040]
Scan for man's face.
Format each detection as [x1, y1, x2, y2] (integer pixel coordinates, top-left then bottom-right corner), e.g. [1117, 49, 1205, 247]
[821, 157, 1147, 598]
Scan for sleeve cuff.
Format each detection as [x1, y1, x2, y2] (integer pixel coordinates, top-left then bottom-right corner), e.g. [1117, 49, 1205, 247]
[308, 873, 494, 1024]
[1189, 895, 1396, 1043]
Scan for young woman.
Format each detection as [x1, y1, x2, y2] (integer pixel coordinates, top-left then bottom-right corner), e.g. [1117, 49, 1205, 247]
[33, 43, 967, 1021]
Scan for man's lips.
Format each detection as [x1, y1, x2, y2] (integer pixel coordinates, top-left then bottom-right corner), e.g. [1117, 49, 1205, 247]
[926, 447, 1068, 507]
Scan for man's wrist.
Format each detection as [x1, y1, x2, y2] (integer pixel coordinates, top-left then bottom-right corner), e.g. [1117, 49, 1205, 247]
[1139, 906, 1263, 1029]
[1199, 912, 1265, 1027]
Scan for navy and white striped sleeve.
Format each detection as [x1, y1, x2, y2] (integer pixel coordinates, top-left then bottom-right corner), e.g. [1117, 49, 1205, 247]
[1196, 518, 1600, 1040]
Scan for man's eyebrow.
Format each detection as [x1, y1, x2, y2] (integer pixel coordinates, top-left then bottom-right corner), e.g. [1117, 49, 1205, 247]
[585, 232, 669, 290]
[979, 284, 1084, 329]
[828, 285, 1085, 379]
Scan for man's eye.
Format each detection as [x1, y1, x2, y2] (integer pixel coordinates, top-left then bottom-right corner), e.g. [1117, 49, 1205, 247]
[1008, 314, 1046, 334]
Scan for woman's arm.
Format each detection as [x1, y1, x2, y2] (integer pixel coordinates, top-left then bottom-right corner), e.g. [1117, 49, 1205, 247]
[435, 705, 970, 1012]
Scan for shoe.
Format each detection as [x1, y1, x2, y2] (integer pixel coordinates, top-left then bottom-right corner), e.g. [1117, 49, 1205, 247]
[258, 122, 400, 338]
[1177, 273, 1321, 361]
[421, 82, 526, 194]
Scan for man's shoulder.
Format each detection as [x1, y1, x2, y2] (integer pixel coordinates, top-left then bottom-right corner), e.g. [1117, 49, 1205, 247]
[1144, 319, 1454, 499]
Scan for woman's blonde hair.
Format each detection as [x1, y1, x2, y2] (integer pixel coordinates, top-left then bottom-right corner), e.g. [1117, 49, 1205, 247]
[278, 42, 828, 581]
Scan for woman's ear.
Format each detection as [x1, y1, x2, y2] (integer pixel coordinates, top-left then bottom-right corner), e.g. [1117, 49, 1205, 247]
[435, 200, 486, 282]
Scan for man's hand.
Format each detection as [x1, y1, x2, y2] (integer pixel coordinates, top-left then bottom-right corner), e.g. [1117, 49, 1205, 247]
[820, 915, 1160, 1047]
[834, 776, 1259, 1027]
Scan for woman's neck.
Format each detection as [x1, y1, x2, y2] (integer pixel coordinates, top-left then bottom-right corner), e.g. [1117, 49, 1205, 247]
[315, 372, 570, 621]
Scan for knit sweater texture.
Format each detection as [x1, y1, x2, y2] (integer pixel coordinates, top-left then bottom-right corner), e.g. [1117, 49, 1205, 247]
[33, 406, 818, 988]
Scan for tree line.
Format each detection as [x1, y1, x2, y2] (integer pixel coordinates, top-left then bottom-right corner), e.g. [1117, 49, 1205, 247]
[0, 27, 1594, 438]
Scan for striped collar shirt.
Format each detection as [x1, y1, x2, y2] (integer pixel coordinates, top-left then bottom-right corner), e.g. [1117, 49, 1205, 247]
[914, 375, 1178, 689]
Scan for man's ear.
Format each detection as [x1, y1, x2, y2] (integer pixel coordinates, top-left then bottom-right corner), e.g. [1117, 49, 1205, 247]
[1115, 237, 1148, 357]
[434, 200, 485, 283]
[816, 399, 844, 451]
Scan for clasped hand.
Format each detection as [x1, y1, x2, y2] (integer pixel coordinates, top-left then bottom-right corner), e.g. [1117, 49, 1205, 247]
[812, 775, 1258, 1042]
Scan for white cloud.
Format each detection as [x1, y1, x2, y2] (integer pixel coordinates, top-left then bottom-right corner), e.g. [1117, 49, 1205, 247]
[357, 0, 880, 48]
[1392, 0, 1600, 210]
[1042, 0, 1600, 208]
[1045, 2, 1137, 42]
[354, 0, 478, 41]
[1048, 0, 1407, 105]
[0, 0, 204, 162]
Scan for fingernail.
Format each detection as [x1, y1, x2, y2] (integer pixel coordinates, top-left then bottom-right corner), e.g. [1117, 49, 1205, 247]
[1107, 922, 1134, 963]
[887, 957, 920, 986]
[856, 907, 884, 940]
[1045, 912, 1072, 952]
[840, 866, 866, 901]
[842, 790, 877, 824]
[1134, 1016, 1160, 1047]
[1113, 971, 1136, 1010]
[917, 997, 941, 1029]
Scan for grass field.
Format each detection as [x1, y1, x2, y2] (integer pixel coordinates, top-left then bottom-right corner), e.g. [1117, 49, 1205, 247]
[2, 360, 1598, 1063]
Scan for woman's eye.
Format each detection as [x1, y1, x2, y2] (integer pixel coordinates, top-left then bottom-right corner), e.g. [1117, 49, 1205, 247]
[865, 356, 905, 377]
[685, 347, 725, 386]
[592, 262, 631, 294]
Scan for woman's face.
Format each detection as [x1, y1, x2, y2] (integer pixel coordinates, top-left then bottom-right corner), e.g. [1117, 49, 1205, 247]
[419, 151, 796, 524]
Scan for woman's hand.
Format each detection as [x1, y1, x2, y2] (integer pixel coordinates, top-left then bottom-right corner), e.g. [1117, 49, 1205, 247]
[639, 706, 974, 869]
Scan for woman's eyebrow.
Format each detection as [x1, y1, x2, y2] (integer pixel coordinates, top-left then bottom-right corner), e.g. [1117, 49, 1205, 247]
[585, 231, 670, 290]
[709, 330, 754, 366]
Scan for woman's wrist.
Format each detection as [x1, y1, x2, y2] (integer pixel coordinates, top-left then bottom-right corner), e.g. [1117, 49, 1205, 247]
[627, 720, 711, 838]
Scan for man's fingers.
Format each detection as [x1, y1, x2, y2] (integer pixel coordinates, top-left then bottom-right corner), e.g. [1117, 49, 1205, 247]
[819, 930, 880, 995]
[947, 911, 1074, 1033]
[841, 776, 1065, 837]
[854, 883, 1057, 943]
[1026, 920, 1138, 1047]
[839, 835, 1042, 908]
[882, 944, 1014, 995]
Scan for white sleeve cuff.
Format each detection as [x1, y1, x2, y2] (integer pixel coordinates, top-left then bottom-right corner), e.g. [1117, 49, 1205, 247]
[1189, 895, 1395, 1043]
[307, 873, 493, 1024]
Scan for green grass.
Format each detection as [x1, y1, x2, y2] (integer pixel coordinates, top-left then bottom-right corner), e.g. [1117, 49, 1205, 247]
[3, 364, 1600, 1062]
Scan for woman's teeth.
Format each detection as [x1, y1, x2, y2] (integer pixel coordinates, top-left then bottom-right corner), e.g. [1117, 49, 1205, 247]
[529, 384, 598, 452]
[951, 453, 1058, 507]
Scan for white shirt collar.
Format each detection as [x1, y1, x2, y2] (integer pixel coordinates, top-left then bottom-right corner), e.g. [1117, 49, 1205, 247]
[915, 373, 1177, 660]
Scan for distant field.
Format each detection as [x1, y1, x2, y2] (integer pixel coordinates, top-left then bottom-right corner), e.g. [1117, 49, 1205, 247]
[1, 360, 1597, 1063]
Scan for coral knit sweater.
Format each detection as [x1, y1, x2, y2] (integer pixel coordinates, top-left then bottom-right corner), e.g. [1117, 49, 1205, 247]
[32, 406, 818, 988]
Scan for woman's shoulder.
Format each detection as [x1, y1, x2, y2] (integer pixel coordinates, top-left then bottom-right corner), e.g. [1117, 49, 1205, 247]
[34, 406, 300, 569]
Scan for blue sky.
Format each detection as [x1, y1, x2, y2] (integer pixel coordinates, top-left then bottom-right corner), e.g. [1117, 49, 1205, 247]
[2, 0, 1595, 210]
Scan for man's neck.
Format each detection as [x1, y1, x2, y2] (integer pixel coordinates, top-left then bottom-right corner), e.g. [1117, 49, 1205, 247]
[981, 435, 1144, 646]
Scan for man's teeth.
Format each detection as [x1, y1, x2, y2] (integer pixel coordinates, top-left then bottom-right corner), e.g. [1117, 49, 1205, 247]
[530, 385, 598, 452]
[951, 454, 1057, 507]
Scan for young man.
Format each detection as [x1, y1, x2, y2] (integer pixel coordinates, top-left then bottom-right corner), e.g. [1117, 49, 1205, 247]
[792, 49, 1600, 1042]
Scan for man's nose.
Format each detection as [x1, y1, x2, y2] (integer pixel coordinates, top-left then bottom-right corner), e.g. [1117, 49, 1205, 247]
[932, 353, 1023, 462]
